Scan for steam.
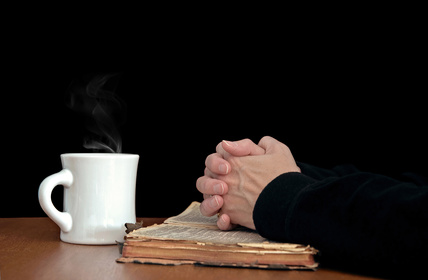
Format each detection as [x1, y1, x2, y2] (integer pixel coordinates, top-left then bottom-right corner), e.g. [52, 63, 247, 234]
[66, 74, 126, 153]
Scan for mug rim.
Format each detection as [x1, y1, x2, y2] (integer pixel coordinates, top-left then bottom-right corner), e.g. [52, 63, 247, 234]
[61, 153, 139, 158]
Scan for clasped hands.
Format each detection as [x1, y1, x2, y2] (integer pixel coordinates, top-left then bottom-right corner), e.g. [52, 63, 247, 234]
[196, 136, 301, 231]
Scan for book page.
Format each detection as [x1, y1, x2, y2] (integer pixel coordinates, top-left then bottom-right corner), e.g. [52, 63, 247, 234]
[128, 223, 268, 244]
[164, 201, 218, 227]
[126, 201, 317, 254]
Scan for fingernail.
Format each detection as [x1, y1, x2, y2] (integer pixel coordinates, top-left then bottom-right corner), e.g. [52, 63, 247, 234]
[218, 214, 228, 229]
[218, 163, 229, 174]
[210, 196, 220, 208]
[217, 214, 224, 224]
[213, 183, 224, 195]
[223, 140, 238, 147]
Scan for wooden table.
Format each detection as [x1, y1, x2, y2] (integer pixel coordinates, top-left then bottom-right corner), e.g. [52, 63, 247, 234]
[0, 218, 381, 280]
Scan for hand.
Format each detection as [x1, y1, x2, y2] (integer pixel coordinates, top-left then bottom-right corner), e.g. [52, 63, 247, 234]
[216, 136, 301, 230]
[196, 136, 301, 230]
[196, 138, 265, 229]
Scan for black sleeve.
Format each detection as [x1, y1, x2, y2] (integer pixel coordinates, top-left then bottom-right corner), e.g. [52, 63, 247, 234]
[253, 167, 428, 277]
[297, 162, 362, 179]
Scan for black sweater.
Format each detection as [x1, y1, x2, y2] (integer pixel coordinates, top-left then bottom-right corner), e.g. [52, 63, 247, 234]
[253, 163, 428, 277]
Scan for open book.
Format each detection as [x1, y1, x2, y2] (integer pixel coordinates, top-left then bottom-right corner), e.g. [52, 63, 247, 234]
[117, 201, 318, 270]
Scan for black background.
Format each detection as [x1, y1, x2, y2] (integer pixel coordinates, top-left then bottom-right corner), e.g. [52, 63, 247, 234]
[2, 13, 426, 218]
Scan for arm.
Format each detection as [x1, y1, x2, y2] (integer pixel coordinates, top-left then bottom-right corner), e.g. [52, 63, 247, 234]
[254, 170, 428, 276]
[298, 161, 361, 179]
[196, 136, 428, 276]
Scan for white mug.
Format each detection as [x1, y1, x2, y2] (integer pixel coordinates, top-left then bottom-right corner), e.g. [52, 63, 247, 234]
[38, 153, 139, 245]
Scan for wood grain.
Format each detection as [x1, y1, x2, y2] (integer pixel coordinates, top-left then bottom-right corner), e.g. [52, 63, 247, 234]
[0, 218, 380, 280]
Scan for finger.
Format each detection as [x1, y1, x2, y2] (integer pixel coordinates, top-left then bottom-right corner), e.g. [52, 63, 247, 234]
[258, 136, 300, 172]
[204, 167, 222, 180]
[258, 136, 284, 154]
[196, 176, 228, 195]
[217, 138, 265, 158]
[204, 167, 223, 179]
[205, 153, 231, 175]
[199, 195, 223, 217]
[217, 214, 237, 231]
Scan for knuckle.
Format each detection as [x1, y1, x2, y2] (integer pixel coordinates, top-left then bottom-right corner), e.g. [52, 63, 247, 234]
[260, 135, 273, 143]
[204, 153, 214, 167]
[196, 176, 205, 192]
[205, 153, 223, 170]
[241, 138, 253, 147]
[279, 142, 291, 153]
[199, 201, 210, 216]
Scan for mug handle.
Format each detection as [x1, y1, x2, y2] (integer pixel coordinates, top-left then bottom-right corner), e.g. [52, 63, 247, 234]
[38, 169, 73, 232]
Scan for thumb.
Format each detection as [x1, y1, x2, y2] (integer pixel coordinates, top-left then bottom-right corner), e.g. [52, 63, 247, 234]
[221, 139, 265, 157]
[257, 136, 284, 154]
